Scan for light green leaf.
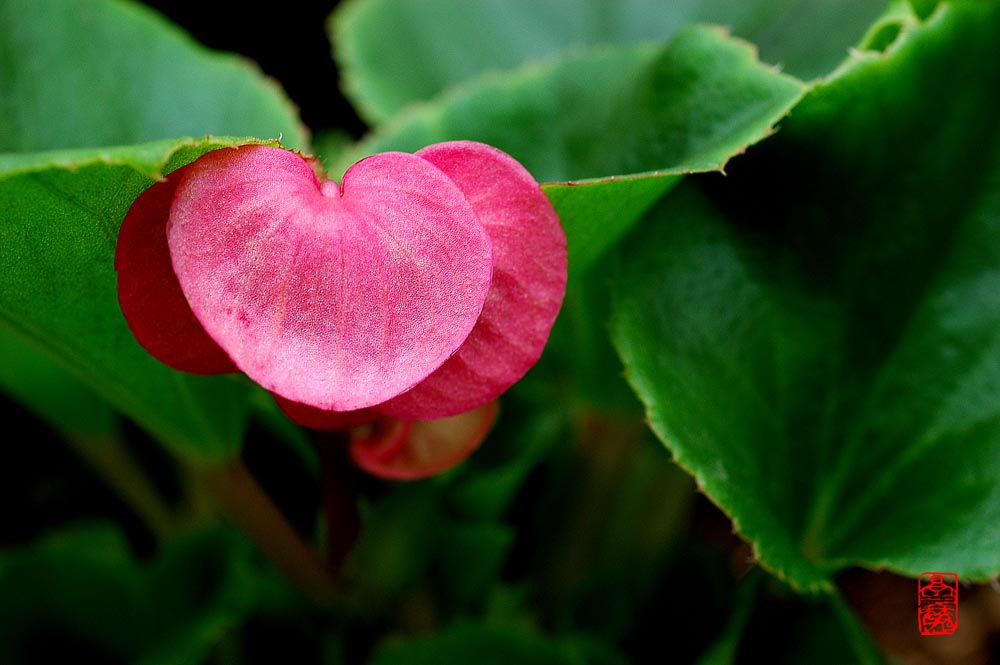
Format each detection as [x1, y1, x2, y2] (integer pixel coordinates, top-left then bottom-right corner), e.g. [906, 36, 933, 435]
[0, 0, 307, 152]
[349, 26, 804, 273]
[612, 1, 1000, 590]
[332, 0, 885, 123]
[351, 26, 804, 182]
[0, 138, 267, 462]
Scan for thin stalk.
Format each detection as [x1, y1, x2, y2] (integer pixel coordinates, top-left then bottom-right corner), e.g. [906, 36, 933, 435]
[828, 586, 889, 665]
[313, 431, 361, 571]
[66, 434, 177, 541]
[198, 460, 339, 604]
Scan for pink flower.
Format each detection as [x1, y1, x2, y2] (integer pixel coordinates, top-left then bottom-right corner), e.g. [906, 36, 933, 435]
[115, 141, 567, 479]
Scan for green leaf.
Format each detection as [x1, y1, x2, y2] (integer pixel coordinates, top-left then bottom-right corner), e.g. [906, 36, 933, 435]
[544, 177, 680, 278]
[449, 399, 569, 521]
[612, 1, 1000, 590]
[0, 523, 149, 663]
[0, 326, 180, 539]
[352, 26, 803, 183]
[0, 0, 310, 460]
[332, 0, 884, 123]
[142, 528, 301, 665]
[0, 0, 307, 152]
[0, 138, 266, 462]
[825, 591, 887, 665]
[349, 26, 804, 274]
[343, 484, 443, 606]
[433, 522, 514, 606]
[368, 622, 628, 665]
[0, 523, 295, 665]
[0, 325, 119, 444]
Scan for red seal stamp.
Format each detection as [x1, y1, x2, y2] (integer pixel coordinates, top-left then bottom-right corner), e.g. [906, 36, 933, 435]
[917, 572, 958, 636]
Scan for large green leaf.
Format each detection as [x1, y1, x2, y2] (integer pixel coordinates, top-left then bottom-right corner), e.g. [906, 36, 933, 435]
[332, 0, 884, 123]
[0, 0, 307, 151]
[612, 1, 1000, 590]
[352, 26, 804, 182]
[0, 522, 295, 665]
[0, 0, 309, 460]
[0, 139, 266, 461]
[350, 26, 804, 274]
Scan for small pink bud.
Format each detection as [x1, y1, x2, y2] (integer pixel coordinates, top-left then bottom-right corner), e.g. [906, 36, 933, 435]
[349, 401, 499, 481]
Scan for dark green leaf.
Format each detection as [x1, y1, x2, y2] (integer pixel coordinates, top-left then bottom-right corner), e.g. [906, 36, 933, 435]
[369, 622, 628, 665]
[0, 523, 295, 665]
[343, 485, 442, 606]
[433, 522, 514, 606]
[612, 1, 1000, 589]
[736, 584, 882, 664]
[0, 524, 149, 664]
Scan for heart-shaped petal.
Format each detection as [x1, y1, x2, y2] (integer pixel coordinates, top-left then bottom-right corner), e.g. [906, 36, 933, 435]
[115, 165, 238, 374]
[380, 142, 567, 419]
[349, 401, 498, 480]
[167, 146, 493, 411]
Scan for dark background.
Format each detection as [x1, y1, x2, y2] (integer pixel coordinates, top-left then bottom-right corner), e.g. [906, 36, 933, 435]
[140, 0, 366, 137]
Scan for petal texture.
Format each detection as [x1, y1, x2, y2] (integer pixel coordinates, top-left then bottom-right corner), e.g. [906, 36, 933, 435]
[381, 142, 567, 419]
[168, 146, 493, 411]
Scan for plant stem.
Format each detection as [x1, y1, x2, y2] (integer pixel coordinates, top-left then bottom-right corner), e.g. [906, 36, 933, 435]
[828, 586, 889, 665]
[65, 434, 177, 541]
[314, 431, 361, 571]
[198, 460, 339, 603]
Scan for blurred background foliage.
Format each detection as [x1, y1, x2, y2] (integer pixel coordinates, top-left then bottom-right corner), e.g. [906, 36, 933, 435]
[1, 0, 998, 663]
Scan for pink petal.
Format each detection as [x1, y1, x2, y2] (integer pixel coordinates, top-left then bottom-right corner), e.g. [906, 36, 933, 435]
[168, 146, 493, 411]
[272, 393, 378, 431]
[115, 165, 238, 374]
[380, 142, 567, 419]
[350, 401, 498, 481]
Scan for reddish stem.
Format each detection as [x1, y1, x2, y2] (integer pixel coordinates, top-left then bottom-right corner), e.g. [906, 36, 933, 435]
[200, 461, 338, 603]
[314, 431, 361, 570]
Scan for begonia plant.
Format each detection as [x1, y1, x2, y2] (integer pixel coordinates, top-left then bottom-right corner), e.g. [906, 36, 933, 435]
[2, 0, 1000, 663]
